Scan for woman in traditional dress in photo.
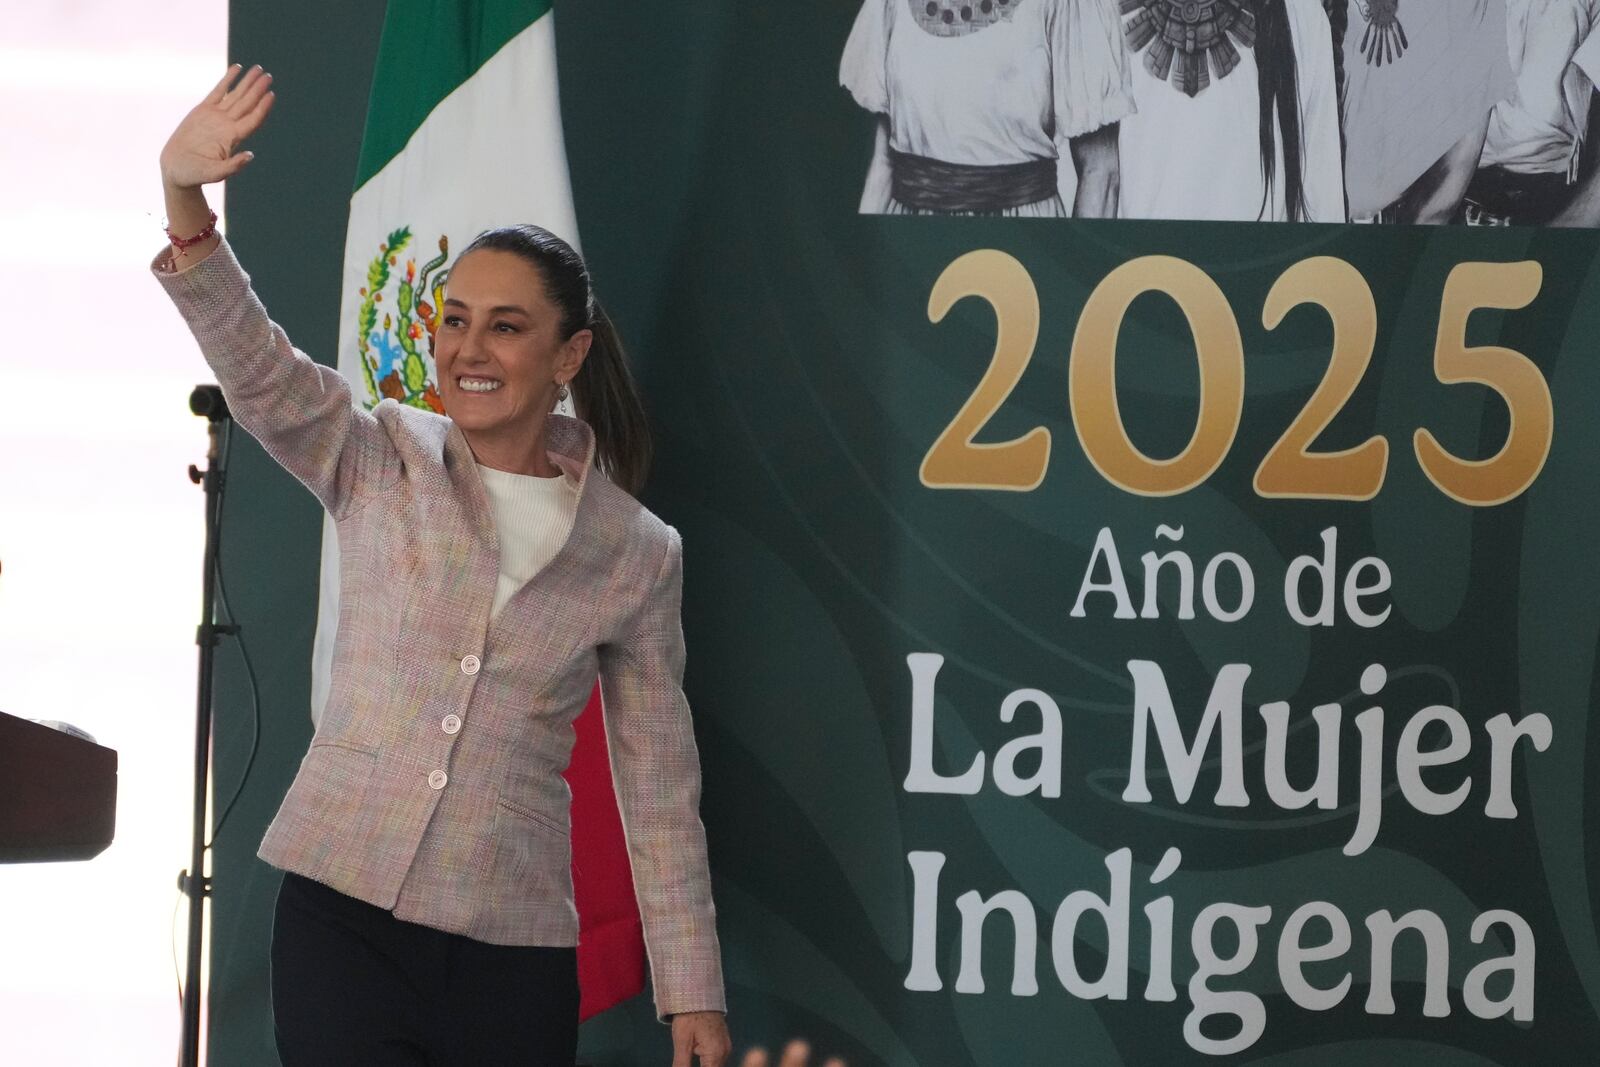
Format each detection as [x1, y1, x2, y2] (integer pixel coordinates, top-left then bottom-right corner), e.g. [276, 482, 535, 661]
[839, 0, 1135, 217]
[1472, 0, 1600, 226]
[1334, 0, 1514, 223]
[1116, 0, 1346, 222]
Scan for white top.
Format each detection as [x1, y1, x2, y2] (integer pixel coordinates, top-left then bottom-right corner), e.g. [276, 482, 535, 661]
[1117, 0, 1344, 222]
[1480, 0, 1600, 178]
[477, 462, 579, 621]
[1339, 0, 1514, 218]
[840, 0, 1134, 164]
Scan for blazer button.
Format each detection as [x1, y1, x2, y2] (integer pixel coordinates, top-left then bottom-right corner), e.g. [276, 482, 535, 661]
[441, 714, 462, 735]
[460, 654, 481, 676]
[427, 769, 448, 790]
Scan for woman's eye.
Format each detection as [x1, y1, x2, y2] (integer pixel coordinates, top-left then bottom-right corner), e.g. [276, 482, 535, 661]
[442, 315, 463, 328]
[494, 322, 517, 333]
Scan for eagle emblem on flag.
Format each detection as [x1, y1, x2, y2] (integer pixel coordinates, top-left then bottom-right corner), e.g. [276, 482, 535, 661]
[355, 227, 451, 412]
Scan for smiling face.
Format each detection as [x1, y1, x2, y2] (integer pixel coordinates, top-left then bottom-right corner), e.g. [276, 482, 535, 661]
[434, 248, 591, 464]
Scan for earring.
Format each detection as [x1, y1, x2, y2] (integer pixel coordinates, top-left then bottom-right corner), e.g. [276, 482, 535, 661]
[557, 381, 570, 402]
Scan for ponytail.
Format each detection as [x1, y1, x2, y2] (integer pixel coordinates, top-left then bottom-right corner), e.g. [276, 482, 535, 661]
[573, 302, 651, 495]
[460, 224, 653, 494]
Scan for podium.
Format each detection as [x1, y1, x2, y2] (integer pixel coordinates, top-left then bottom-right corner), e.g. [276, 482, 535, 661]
[0, 710, 117, 862]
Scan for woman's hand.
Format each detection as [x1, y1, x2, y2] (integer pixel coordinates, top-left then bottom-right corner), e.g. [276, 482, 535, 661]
[671, 1010, 732, 1067]
[160, 63, 275, 192]
[158, 64, 274, 265]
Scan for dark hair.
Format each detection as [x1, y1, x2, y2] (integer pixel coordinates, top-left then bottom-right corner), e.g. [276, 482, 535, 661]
[460, 224, 652, 494]
[1253, 0, 1309, 222]
[1322, 0, 1351, 217]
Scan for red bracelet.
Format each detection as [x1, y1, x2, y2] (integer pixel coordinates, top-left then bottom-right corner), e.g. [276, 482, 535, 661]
[166, 210, 218, 252]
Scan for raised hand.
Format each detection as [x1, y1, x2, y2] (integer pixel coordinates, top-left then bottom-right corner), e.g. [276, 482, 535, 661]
[160, 64, 275, 191]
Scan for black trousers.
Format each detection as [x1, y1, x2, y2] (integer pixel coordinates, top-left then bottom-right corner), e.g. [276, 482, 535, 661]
[270, 871, 580, 1066]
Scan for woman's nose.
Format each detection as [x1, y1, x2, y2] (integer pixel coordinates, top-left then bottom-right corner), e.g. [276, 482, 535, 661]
[457, 331, 492, 364]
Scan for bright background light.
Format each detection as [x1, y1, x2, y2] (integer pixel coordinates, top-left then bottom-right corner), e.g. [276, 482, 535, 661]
[0, 3, 227, 1063]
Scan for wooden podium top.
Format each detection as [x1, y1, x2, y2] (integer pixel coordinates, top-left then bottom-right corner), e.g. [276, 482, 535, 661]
[0, 710, 117, 862]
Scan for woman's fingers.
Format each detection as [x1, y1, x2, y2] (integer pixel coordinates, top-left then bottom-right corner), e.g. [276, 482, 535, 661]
[237, 89, 275, 139]
[238, 75, 274, 118]
[221, 150, 257, 178]
[222, 65, 261, 102]
[225, 67, 269, 115]
[739, 1050, 768, 1067]
[217, 64, 260, 111]
[205, 63, 243, 105]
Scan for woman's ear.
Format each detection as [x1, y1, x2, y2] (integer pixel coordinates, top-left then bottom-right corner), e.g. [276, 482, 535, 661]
[560, 328, 594, 382]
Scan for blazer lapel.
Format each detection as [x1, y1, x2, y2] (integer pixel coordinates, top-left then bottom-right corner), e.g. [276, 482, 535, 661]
[442, 420, 503, 642]
[483, 415, 614, 652]
[471, 415, 610, 658]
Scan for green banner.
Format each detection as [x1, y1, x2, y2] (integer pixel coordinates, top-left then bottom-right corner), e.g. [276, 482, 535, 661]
[215, 1, 1600, 1062]
[554, 2, 1600, 1063]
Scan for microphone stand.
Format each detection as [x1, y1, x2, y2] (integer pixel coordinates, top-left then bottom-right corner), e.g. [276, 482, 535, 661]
[179, 384, 237, 1067]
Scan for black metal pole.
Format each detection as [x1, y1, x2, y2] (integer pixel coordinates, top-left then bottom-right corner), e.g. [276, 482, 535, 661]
[180, 385, 232, 1067]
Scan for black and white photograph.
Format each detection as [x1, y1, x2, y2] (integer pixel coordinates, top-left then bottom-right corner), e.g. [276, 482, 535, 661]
[841, 0, 1600, 225]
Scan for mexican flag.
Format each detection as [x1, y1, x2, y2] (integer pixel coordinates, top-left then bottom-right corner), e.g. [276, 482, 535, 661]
[311, 0, 645, 1021]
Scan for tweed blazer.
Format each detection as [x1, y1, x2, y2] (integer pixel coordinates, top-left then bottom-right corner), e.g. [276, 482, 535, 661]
[154, 239, 725, 1019]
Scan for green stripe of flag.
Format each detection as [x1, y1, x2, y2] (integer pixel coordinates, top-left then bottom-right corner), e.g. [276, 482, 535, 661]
[353, 0, 554, 188]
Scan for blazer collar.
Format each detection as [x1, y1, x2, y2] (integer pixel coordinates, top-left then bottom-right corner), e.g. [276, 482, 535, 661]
[443, 413, 597, 484]
[443, 413, 600, 548]
[542, 413, 598, 492]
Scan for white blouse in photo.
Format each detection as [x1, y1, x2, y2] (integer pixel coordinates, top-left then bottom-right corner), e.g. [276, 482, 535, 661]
[840, 0, 1133, 165]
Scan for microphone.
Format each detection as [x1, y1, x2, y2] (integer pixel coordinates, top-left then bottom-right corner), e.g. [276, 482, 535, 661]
[188, 385, 231, 470]
[188, 384, 229, 422]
